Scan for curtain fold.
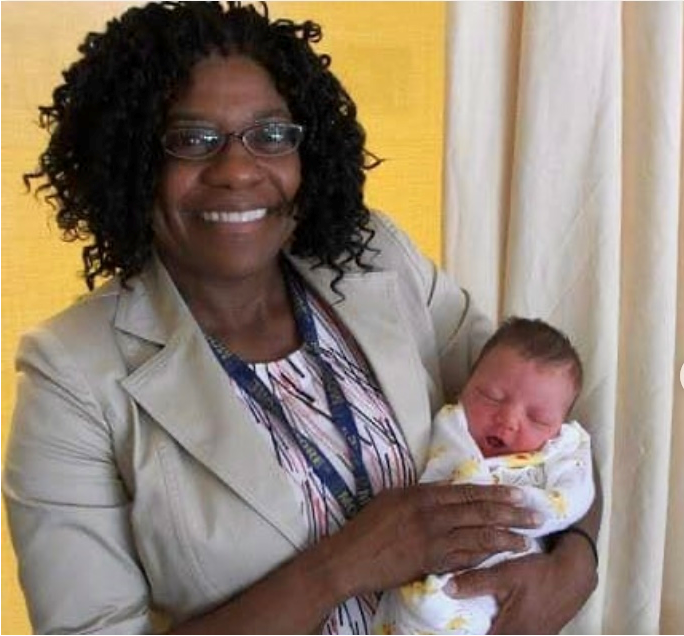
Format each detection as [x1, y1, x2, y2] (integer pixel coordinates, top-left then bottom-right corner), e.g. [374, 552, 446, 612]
[443, 2, 683, 633]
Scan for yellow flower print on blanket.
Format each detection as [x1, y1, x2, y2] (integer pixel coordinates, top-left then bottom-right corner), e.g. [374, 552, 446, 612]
[451, 458, 481, 482]
[400, 578, 441, 604]
[503, 451, 545, 468]
[446, 616, 470, 631]
[427, 444, 448, 462]
[547, 489, 568, 517]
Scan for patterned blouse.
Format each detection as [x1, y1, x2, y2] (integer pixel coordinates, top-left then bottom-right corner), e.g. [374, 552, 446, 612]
[228, 287, 417, 633]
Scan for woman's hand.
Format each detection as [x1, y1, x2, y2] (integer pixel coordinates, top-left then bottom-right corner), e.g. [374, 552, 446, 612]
[170, 483, 537, 635]
[444, 534, 598, 634]
[315, 482, 539, 600]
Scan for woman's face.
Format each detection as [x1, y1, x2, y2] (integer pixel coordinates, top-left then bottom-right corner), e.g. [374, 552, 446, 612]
[154, 54, 301, 286]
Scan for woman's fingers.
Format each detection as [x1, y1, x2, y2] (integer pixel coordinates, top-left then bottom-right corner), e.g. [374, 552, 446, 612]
[444, 552, 587, 634]
[418, 483, 540, 541]
[418, 482, 525, 508]
[429, 499, 539, 531]
[326, 483, 541, 596]
[425, 525, 530, 573]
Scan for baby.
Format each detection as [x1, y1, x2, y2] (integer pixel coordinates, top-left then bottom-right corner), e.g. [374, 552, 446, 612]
[373, 317, 595, 635]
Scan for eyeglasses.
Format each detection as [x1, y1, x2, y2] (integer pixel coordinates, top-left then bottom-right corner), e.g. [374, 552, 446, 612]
[162, 121, 305, 161]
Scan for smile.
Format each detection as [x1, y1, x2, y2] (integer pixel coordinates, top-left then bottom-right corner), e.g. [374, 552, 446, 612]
[198, 208, 268, 223]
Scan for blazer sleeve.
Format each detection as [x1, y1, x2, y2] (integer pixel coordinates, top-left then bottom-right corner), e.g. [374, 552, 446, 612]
[3, 327, 155, 634]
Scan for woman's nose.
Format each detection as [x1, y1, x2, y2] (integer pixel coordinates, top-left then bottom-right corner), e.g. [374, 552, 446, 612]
[201, 139, 264, 189]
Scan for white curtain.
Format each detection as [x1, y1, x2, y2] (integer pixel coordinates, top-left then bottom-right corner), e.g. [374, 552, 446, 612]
[443, 2, 683, 634]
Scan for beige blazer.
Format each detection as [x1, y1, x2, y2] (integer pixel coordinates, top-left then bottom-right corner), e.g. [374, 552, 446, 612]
[3, 213, 491, 634]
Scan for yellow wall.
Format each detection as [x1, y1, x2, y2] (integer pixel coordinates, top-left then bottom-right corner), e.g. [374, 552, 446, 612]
[1, 2, 445, 633]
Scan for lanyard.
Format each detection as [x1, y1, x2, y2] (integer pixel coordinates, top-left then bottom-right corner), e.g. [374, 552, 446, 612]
[207, 263, 373, 519]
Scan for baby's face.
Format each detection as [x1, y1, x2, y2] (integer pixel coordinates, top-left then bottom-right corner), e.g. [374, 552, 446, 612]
[461, 345, 577, 458]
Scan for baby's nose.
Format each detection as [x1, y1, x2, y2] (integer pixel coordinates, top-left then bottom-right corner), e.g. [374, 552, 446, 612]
[495, 404, 523, 434]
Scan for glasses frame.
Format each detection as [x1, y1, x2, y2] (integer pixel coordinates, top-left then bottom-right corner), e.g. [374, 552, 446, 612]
[162, 122, 305, 161]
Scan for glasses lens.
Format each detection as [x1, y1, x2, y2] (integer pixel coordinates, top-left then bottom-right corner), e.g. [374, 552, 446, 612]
[243, 123, 304, 156]
[163, 128, 223, 159]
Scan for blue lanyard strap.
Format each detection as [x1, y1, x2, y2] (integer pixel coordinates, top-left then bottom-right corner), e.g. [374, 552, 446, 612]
[206, 263, 373, 519]
[285, 263, 374, 508]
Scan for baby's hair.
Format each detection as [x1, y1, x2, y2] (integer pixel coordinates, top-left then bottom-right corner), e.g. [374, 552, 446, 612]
[474, 317, 584, 400]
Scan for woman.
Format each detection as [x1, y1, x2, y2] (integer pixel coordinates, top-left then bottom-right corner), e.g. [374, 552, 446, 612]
[3, 3, 599, 633]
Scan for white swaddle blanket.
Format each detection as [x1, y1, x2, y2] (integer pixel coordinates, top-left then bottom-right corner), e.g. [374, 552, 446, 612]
[373, 404, 595, 635]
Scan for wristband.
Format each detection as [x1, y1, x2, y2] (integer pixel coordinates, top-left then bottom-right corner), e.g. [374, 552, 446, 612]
[558, 526, 599, 567]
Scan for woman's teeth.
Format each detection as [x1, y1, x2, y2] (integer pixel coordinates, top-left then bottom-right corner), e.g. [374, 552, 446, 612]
[199, 208, 267, 223]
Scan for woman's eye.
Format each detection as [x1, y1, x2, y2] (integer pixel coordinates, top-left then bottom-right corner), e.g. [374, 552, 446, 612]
[184, 130, 218, 147]
[165, 128, 221, 157]
[250, 124, 288, 148]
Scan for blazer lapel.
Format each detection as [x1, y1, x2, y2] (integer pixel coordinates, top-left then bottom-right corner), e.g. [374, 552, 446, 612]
[117, 259, 308, 549]
[289, 257, 431, 468]
[115, 254, 431, 551]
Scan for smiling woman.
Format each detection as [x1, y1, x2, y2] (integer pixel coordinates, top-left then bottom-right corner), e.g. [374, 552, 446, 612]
[1, 5, 446, 633]
[2, 0, 504, 623]
[1, 3, 444, 633]
[2, 3, 597, 635]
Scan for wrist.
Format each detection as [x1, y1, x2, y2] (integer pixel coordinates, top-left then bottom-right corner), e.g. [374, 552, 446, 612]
[549, 527, 599, 594]
[553, 526, 599, 568]
[301, 534, 355, 607]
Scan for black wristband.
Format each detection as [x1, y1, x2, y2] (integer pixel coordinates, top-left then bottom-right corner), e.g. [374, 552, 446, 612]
[558, 526, 599, 567]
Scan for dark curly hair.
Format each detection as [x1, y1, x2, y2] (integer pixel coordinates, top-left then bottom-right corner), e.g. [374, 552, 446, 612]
[26, 1, 380, 290]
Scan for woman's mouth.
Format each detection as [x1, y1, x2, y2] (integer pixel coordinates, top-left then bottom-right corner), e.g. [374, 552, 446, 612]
[198, 208, 268, 224]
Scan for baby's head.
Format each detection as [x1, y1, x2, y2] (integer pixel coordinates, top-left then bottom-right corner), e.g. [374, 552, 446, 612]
[461, 317, 583, 458]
